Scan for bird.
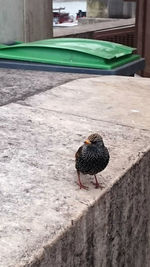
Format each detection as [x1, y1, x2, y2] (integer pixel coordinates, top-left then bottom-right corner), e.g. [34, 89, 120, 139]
[75, 133, 109, 190]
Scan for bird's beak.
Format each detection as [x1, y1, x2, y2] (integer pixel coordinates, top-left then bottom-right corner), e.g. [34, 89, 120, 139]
[84, 139, 91, 145]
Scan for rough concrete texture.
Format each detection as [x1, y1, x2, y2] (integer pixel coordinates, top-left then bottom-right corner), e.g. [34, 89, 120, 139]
[0, 74, 150, 267]
[0, 68, 92, 106]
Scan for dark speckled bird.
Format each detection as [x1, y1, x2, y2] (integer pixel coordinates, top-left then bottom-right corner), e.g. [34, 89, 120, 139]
[75, 133, 109, 189]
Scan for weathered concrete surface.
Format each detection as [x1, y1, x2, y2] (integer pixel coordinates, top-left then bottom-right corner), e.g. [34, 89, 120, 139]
[0, 69, 92, 106]
[24, 76, 150, 130]
[0, 74, 150, 266]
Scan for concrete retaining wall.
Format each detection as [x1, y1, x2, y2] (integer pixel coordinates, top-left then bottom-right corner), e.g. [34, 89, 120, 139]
[0, 73, 150, 267]
[30, 150, 150, 267]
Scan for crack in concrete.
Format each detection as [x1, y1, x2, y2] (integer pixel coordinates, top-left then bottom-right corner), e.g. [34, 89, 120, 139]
[15, 103, 150, 133]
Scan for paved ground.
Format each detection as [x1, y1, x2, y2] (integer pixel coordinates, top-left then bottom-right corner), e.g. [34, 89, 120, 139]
[0, 71, 150, 266]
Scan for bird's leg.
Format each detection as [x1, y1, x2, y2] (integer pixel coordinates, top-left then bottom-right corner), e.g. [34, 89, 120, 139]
[77, 171, 88, 190]
[92, 175, 103, 189]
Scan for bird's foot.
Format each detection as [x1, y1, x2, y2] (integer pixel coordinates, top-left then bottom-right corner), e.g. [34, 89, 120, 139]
[77, 182, 89, 190]
[91, 181, 104, 189]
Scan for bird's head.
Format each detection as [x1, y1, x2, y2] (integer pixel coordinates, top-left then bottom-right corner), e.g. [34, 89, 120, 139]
[84, 133, 104, 146]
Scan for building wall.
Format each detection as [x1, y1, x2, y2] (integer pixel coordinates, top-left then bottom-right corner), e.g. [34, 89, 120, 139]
[87, 0, 108, 18]
[87, 0, 136, 18]
[0, 0, 24, 43]
[136, 0, 150, 77]
[0, 0, 52, 44]
[108, 0, 136, 18]
[25, 0, 53, 42]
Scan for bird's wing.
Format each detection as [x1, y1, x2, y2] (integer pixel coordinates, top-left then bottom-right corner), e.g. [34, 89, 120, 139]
[75, 145, 83, 159]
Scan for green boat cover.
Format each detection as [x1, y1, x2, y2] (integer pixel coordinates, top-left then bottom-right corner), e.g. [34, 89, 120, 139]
[0, 38, 140, 70]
